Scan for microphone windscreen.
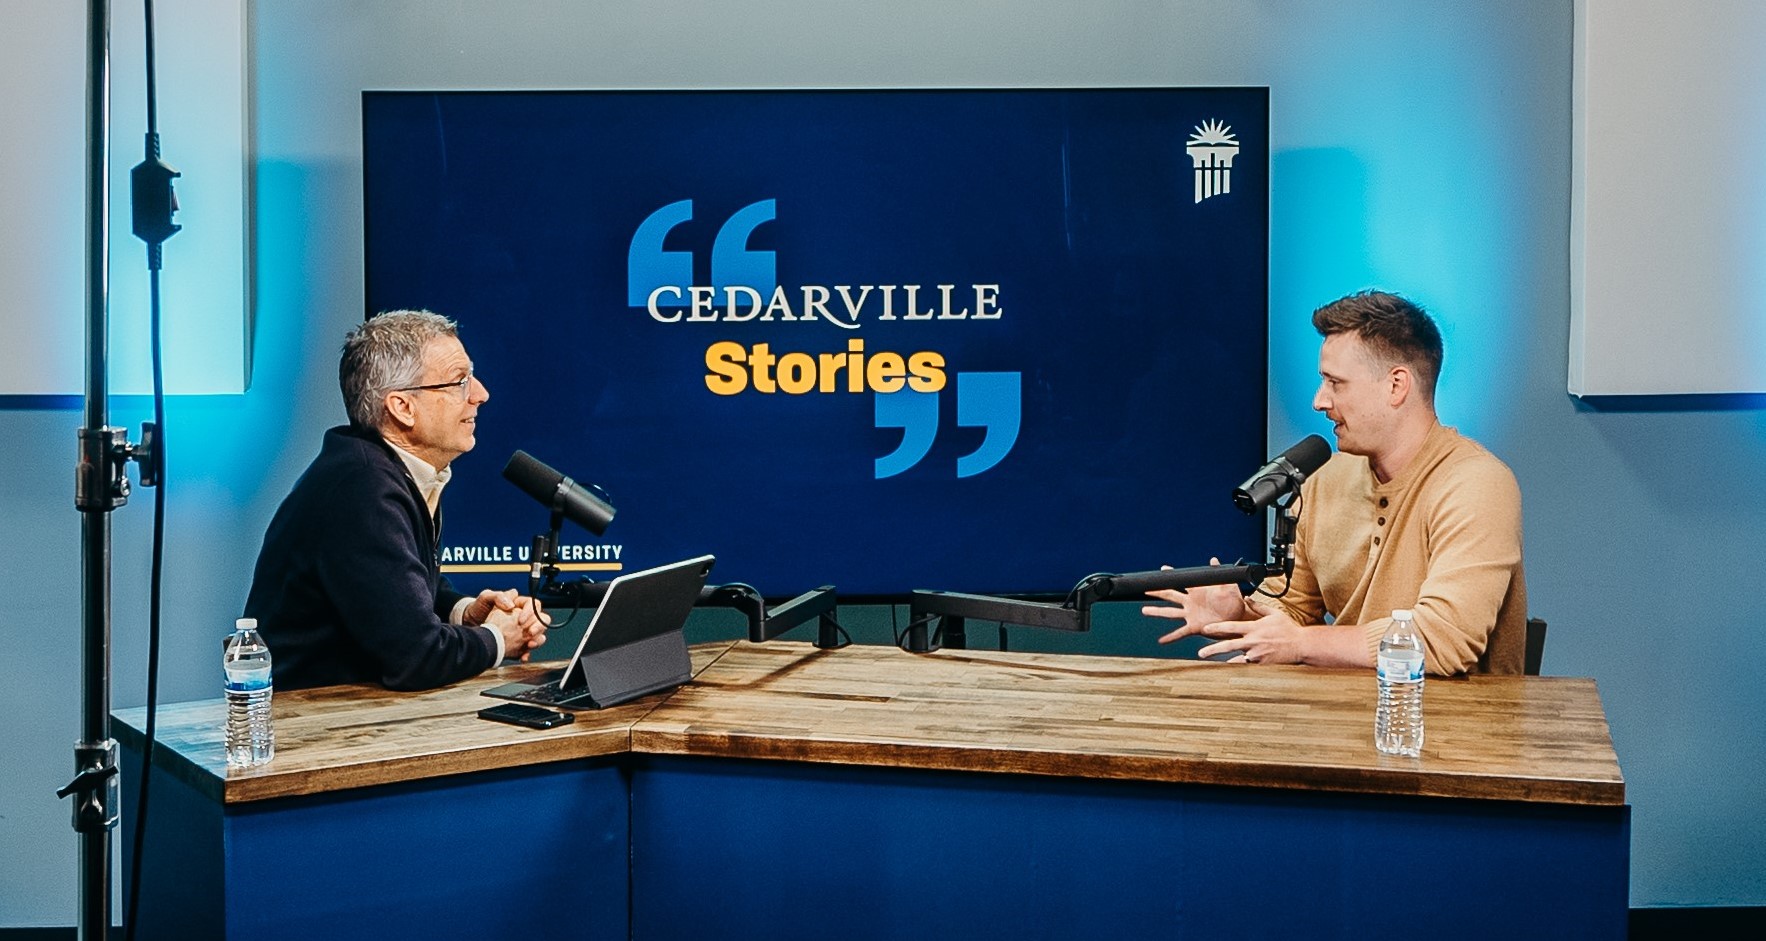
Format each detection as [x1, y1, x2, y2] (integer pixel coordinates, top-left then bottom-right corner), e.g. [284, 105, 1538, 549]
[504, 450, 617, 535]
[502, 450, 563, 504]
[1232, 434, 1335, 515]
[1281, 434, 1333, 477]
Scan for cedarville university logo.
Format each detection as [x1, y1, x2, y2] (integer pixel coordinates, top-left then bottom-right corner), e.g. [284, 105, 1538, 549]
[1186, 119, 1239, 204]
[626, 199, 1022, 480]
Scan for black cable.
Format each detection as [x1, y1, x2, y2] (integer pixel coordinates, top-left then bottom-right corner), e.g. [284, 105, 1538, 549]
[536, 582, 586, 628]
[123, 260, 167, 941]
[541, 585, 584, 629]
[1064, 573, 1112, 609]
[548, 603, 582, 629]
[143, 0, 158, 135]
[892, 613, 939, 651]
[1251, 575, 1294, 601]
[125, 4, 170, 938]
[893, 607, 919, 648]
[1253, 492, 1304, 602]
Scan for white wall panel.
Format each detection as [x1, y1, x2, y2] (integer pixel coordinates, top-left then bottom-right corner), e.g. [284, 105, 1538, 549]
[0, 0, 247, 395]
[1572, 0, 1766, 395]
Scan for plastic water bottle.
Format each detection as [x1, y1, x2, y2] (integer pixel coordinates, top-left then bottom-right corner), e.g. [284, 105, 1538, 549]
[223, 617, 275, 767]
[1375, 608, 1425, 757]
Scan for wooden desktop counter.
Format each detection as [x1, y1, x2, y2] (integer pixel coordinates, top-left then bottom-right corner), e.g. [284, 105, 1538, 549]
[115, 642, 1628, 940]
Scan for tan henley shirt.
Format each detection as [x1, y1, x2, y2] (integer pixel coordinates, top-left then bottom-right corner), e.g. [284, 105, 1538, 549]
[1258, 422, 1527, 675]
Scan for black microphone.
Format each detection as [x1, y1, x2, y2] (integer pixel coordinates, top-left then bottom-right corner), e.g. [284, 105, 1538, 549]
[502, 450, 617, 536]
[1232, 435, 1331, 514]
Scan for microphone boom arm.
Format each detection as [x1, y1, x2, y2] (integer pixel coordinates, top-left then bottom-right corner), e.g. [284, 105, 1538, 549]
[692, 583, 848, 649]
[907, 489, 1304, 652]
[1075, 562, 1272, 603]
[537, 577, 847, 650]
[906, 437, 1320, 653]
[905, 561, 1272, 653]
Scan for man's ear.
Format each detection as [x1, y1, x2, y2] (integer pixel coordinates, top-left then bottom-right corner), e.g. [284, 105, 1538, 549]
[382, 390, 418, 431]
[1387, 364, 1414, 407]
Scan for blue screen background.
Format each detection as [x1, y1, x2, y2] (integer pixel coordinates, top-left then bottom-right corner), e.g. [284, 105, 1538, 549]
[363, 88, 1269, 598]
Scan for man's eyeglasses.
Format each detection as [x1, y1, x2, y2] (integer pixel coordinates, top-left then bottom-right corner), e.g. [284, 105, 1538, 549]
[396, 372, 474, 399]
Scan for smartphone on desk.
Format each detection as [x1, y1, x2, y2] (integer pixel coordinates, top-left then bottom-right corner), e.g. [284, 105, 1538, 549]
[477, 703, 575, 730]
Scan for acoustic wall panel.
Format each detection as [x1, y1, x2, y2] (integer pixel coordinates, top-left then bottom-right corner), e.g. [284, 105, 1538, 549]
[1571, 0, 1766, 395]
[0, 0, 248, 396]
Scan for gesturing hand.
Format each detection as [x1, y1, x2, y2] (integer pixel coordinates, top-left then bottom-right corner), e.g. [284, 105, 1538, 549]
[1140, 558, 1251, 644]
[1191, 598, 1308, 664]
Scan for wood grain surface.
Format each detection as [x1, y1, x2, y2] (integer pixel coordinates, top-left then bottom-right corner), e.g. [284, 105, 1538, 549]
[112, 643, 737, 803]
[114, 640, 1623, 806]
[633, 642, 1625, 805]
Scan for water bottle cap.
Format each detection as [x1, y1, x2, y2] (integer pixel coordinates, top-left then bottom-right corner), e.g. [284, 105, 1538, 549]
[1391, 608, 1413, 621]
[236, 617, 257, 631]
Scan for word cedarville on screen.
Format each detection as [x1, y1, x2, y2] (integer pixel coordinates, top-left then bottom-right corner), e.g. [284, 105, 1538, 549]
[364, 87, 1269, 598]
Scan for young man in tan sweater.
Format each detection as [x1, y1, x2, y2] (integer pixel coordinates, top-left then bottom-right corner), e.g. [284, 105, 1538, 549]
[1143, 291, 1527, 675]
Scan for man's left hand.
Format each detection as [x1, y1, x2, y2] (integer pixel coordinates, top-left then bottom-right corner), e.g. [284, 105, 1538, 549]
[1195, 598, 1310, 664]
[463, 588, 546, 631]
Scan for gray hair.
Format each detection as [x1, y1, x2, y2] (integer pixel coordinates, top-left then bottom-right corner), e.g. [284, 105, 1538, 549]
[339, 309, 459, 429]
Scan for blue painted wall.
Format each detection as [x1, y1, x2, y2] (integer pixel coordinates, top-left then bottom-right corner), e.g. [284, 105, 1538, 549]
[3, 0, 1761, 925]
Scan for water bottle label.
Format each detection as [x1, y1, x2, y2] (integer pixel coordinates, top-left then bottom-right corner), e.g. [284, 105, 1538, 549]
[1377, 652, 1424, 683]
[224, 662, 273, 691]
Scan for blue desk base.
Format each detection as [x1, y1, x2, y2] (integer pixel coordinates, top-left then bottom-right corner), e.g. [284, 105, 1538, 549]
[121, 752, 630, 941]
[630, 755, 1630, 940]
[122, 749, 1628, 939]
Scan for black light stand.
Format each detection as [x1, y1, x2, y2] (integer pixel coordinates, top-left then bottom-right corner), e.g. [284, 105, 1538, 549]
[63, 5, 120, 939]
[61, 5, 175, 938]
[58, 3, 129, 938]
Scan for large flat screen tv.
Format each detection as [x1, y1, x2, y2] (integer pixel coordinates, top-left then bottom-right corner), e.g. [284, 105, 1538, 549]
[363, 87, 1268, 600]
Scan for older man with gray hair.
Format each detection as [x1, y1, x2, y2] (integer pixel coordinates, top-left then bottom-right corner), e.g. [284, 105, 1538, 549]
[245, 310, 547, 691]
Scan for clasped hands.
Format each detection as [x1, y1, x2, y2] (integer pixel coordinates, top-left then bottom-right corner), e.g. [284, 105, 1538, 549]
[1140, 558, 1306, 665]
[465, 589, 551, 662]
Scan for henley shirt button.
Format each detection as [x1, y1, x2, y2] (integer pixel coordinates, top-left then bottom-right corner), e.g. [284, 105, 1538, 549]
[1378, 516, 1386, 525]
[1373, 536, 1382, 546]
[1379, 497, 1389, 508]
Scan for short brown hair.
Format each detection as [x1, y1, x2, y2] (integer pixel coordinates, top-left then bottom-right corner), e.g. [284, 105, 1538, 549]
[1312, 291, 1443, 401]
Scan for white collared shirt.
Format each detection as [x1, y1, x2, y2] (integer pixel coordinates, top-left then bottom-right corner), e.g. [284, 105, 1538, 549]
[386, 440, 453, 517]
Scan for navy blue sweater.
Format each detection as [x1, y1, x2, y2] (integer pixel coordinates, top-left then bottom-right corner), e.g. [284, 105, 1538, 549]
[244, 425, 497, 690]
